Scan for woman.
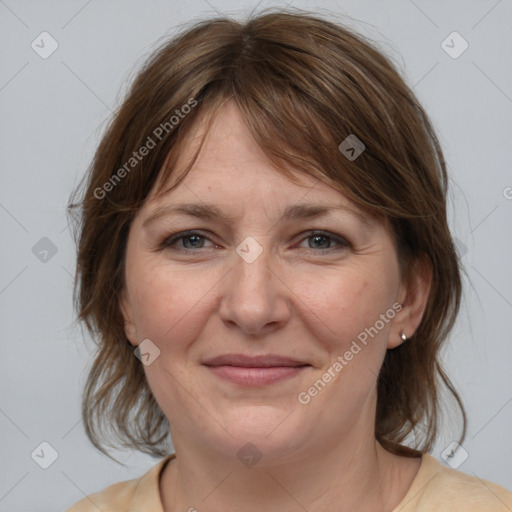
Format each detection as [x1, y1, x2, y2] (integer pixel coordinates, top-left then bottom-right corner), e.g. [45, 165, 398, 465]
[66, 9, 512, 511]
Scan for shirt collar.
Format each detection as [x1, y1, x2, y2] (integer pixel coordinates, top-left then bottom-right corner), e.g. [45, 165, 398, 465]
[127, 453, 176, 512]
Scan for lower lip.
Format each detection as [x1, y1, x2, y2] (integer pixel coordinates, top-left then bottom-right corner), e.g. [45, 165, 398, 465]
[205, 365, 309, 386]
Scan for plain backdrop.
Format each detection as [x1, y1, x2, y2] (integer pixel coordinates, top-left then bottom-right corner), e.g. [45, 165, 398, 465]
[1, 0, 511, 510]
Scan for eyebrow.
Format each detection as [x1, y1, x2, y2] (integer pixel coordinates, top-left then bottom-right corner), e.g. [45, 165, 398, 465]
[142, 202, 373, 229]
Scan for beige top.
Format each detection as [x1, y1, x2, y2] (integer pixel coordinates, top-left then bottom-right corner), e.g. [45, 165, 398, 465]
[66, 453, 512, 511]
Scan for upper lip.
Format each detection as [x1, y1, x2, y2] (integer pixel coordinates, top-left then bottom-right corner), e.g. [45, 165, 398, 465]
[203, 354, 309, 368]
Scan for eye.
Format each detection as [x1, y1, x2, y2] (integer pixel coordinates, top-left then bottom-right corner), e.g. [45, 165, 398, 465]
[298, 231, 351, 253]
[158, 229, 350, 254]
[159, 231, 214, 252]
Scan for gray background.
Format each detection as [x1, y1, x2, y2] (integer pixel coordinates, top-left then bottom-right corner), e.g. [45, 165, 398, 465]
[1, 0, 511, 510]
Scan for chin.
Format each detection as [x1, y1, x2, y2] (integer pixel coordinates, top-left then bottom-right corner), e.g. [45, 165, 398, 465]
[209, 405, 309, 458]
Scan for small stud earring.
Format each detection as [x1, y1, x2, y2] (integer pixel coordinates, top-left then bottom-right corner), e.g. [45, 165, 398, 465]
[400, 331, 407, 342]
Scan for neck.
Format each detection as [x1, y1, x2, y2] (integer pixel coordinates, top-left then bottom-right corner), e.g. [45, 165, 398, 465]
[159, 426, 420, 512]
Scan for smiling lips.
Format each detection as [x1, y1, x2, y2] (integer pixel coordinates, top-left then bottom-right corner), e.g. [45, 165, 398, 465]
[202, 354, 310, 386]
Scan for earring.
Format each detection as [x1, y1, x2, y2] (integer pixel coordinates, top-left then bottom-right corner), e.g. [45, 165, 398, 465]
[400, 331, 407, 342]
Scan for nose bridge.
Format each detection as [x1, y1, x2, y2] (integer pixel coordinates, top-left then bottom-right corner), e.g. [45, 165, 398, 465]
[232, 236, 273, 300]
[218, 235, 289, 334]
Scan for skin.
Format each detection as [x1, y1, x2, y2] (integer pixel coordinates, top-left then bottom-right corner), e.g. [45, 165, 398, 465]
[120, 100, 432, 512]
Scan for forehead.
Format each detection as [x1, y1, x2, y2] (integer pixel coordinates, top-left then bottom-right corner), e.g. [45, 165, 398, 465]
[144, 100, 371, 221]
[143, 163, 375, 232]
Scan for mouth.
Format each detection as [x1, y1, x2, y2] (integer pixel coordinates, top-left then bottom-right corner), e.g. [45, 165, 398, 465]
[202, 354, 311, 386]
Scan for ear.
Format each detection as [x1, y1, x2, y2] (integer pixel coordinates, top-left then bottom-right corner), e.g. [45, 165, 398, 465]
[388, 256, 432, 349]
[119, 288, 138, 347]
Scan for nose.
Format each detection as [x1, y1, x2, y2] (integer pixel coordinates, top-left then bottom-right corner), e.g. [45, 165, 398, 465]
[218, 242, 291, 337]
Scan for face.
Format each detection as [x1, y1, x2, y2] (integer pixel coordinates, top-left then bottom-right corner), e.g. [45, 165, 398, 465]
[120, 100, 427, 464]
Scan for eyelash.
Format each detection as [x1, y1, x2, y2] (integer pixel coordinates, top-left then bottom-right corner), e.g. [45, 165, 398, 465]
[158, 230, 351, 255]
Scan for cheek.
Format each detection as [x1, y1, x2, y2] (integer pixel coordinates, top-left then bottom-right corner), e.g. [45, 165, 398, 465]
[126, 260, 219, 349]
[297, 267, 395, 360]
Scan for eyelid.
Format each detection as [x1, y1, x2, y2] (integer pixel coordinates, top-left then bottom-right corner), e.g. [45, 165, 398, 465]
[154, 230, 216, 253]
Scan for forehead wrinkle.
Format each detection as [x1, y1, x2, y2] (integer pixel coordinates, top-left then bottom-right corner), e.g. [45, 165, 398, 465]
[142, 201, 375, 231]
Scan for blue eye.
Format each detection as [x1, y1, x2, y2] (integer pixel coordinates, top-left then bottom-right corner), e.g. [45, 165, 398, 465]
[301, 231, 349, 251]
[160, 231, 214, 251]
[173, 232, 209, 249]
[159, 230, 350, 254]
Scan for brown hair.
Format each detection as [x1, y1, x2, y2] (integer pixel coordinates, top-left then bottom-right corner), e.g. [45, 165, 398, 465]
[67, 8, 466, 461]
